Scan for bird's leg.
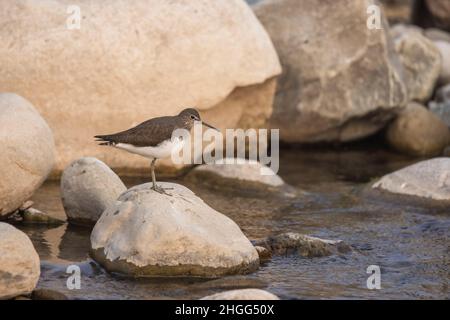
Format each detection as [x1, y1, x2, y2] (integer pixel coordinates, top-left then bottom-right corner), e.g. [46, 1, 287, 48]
[150, 158, 173, 195]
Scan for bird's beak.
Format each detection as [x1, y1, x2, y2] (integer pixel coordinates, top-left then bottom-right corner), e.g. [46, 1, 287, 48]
[202, 121, 220, 131]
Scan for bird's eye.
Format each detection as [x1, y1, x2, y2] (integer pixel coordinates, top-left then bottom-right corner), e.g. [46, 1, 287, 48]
[190, 115, 196, 120]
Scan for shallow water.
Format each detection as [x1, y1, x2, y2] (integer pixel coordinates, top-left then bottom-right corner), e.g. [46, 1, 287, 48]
[14, 146, 450, 299]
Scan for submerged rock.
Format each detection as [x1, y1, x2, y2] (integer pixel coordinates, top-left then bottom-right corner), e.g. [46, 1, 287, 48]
[0, 0, 280, 175]
[0, 93, 55, 218]
[254, 246, 272, 262]
[0, 223, 40, 299]
[254, 0, 407, 143]
[201, 289, 279, 300]
[391, 25, 442, 102]
[188, 159, 285, 190]
[90, 183, 259, 277]
[61, 157, 126, 226]
[21, 207, 64, 225]
[254, 232, 352, 258]
[386, 102, 450, 156]
[372, 158, 450, 201]
[31, 289, 68, 300]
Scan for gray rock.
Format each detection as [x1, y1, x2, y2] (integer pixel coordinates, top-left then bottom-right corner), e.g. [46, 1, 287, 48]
[189, 158, 284, 189]
[391, 24, 442, 102]
[201, 289, 279, 300]
[253, 0, 407, 143]
[373, 158, 450, 201]
[429, 84, 450, 127]
[424, 28, 450, 43]
[0, 93, 55, 218]
[0, 223, 40, 299]
[386, 102, 450, 156]
[90, 182, 259, 277]
[254, 232, 352, 258]
[61, 157, 126, 226]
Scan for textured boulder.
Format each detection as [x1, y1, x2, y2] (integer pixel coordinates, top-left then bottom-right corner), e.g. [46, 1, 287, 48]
[429, 84, 450, 127]
[386, 102, 450, 156]
[373, 158, 450, 201]
[61, 158, 126, 226]
[391, 25, 442, 102]
[201, 289, 279, 300]
[189, 159, 284, 189]
[0, 0, 281, 175]
[254, 232, 352, 258]
[0, 223, 40, 299]
[0, 93, 55, 218]
[253, 0, 407, 143]
[91, 183, 259, 277]
[425, 0, 450, 31]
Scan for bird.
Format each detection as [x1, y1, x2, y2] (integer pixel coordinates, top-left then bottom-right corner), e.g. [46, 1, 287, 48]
[95, 108, 218, 194]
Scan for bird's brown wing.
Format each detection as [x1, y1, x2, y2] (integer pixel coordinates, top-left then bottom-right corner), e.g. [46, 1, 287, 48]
[95, 116, 181, 147]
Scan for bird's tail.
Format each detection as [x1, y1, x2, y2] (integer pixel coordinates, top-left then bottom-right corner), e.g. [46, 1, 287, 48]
[94, 135, 116, 146]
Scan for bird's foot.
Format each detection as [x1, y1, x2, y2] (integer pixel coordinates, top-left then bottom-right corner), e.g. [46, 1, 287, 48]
[151, 184, 173, 196]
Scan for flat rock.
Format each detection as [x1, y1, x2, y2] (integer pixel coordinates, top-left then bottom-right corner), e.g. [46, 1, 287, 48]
[373, 158, 450, 201]
[189, 159, 284, 189]
[0, 93, 55, 218]
[90, 183, 259, 277]
[254, 0, 407, 143]
[254, 232, 352, 258]
[386, 102, 450, 156]
[0, 223, 40, 299]
[61, 157, 127, 226]
[391, 24, 442, 102]
[0, 0, 280, 175]
[201, 289, 279, 300]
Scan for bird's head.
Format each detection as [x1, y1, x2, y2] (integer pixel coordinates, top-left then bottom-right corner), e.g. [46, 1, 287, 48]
[178, 108, 219, 131]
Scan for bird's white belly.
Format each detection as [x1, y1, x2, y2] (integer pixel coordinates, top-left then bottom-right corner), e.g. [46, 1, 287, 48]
[115, 138, 184, 159]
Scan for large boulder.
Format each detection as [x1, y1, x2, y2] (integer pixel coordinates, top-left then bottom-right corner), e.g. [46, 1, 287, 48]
[61, 157, 127, 226]
[386, 102, 450, 156]
[0, 93, 55, 218]
[90, 183, 259, 277]
[201, 289, 279, 300]
[0, 0, 281, 175]
[253, 0, 407, 143]
[0, 223, 40, 299]
[373, 158, 450, 201]
[425, 0, 450, 31]
[391, 25, 442, 102]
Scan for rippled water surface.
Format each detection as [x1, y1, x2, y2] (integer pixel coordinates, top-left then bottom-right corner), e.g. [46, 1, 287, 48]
[15, 146, 450, 299]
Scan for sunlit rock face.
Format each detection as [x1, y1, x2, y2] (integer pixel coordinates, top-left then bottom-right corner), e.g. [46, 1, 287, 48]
[0, 0, 281, 176]
[253, 0, 407, 143]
